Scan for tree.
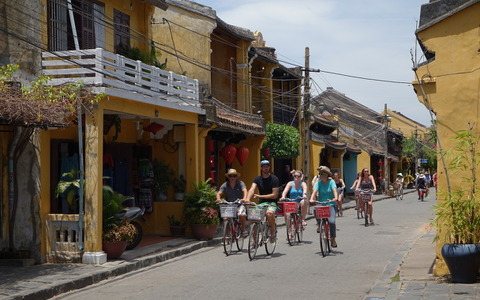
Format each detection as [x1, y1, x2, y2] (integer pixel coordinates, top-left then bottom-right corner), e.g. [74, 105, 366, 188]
[0, 64, 103, 250]
[262, 123, 300, 159]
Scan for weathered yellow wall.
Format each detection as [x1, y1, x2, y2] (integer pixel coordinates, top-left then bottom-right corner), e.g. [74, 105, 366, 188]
[357, 151, 371, 172]
[388, 109, 428, 137]
[151, 4, 215, 86]
[414, 3, 480, 276]
[309, 142, 324, 180]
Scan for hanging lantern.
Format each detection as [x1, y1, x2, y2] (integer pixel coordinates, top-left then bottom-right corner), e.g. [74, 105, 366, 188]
[264, 147, 270, 159]
[236, 146, 249, 166]
[208, 140, 215, 153]
[143, 122, 164, 134]
[377, 160, 383, 166]
[378, 169, 382, 174]
[221, 145, 236, 165]
[209, 170, 216, 184]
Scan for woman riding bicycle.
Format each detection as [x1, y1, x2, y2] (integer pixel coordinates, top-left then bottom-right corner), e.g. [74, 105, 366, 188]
[332, 171, 345, 216]
[216, 169, 248, 237]
[280, 169, 308, 226]
[309, 166, 339, 248]
[353, 168, 377, 225]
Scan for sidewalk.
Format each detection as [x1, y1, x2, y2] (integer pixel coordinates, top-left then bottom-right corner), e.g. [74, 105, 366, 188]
[1, 190, 479, 300]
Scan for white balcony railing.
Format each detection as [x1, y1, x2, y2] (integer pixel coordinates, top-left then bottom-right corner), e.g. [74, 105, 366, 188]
[42, 48, 199, 102]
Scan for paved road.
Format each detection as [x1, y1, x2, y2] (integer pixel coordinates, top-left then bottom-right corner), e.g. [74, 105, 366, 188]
[55, 191, 434, 300]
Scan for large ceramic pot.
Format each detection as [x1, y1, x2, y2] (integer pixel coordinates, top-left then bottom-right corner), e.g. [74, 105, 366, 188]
[102, 241, 128, 259]
[441, 243, 480, 283]
[190, 224, 217, 240]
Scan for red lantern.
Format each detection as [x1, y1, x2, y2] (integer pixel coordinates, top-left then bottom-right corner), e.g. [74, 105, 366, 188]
[221, 145, 236, 165]
[264, 147, 270, 159]
[236, 146, 249, 166]
[209, 170, 215, 183]
[208, 140, 215, 153]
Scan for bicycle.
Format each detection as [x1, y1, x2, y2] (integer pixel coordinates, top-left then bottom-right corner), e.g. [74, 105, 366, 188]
[246, 203, 277, 260]
[418, 188, 427, 201]
[312, 199, 336, 257]
[393, 181, 403, 200]
[218, 200, 245, 256]
[354, 190, 363, 220]
[336, 188, 344, 217]
[279, 197, 305, 246]
[359, 189, 374, 227]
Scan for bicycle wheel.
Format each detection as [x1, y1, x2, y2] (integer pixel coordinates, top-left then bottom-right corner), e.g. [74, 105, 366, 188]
[356, 200, 362, 219]
[395, 189, 399, 200]
[286, 214, 295, 246]
[235, 220, 244, 252]
[296, 214, 303, 243]
[325, 220, 331, 253]
[222, 220, 233, 256]
[364, 200, 369, 227]
[248, 222, 259, 260]
[400, 188, 403, 200]
[264, 223, 277, 255]
[319, 219, 326, 257]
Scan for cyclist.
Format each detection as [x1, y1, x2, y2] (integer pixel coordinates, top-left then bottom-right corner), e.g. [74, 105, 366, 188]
[416, 173, 429, 200]
[350, 172, 361, 211]
[353, 168, 377, 225]
[309, 166, 339, 248]
[247, 160, 280, 243]
[216, 169, 249, 237]
[332, 171, 345, 216]
[280, 169, 308, 227]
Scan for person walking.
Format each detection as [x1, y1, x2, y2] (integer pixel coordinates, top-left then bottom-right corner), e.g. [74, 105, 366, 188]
[309, 166, 339, 247]
[247, 160, 280, 242]
[280, 169, 308, 226]
[216, 169, 249, 237]
[354, 168, 377, 225]
[332, 171, 345, 216]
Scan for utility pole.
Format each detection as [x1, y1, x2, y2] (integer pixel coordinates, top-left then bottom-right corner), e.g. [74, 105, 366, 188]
[303, 47, 310, 181]
[383, 104, 390, 194]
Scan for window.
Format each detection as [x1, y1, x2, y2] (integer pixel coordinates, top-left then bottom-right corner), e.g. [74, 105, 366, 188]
[114, 9, 130, 54]
[48, 0, 105, 51]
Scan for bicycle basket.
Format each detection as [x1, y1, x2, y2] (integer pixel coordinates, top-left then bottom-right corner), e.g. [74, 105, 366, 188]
[278, 202, 298, 215]
[247, 206, 266, 221]
[393, 183, 401, 189]
[314, 206, 330, 219]
[219, 205, 237, 218]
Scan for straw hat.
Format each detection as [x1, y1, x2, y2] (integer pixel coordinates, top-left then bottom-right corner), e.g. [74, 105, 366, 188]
[316, 166, 332, 176]
[225, 169, 240, 178]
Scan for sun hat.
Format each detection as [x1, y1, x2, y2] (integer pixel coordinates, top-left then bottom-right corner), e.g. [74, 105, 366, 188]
[316, 166, 332, 176]
[397, 173, 403, 177]
[419, 173, 425, 179]
[260, 160, 270, 166]
[225, 169, 240, 178]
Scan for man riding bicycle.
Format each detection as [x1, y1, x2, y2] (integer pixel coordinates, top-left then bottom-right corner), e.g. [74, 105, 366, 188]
[247, 160, 280, 243]
[216, 169, 249, 237]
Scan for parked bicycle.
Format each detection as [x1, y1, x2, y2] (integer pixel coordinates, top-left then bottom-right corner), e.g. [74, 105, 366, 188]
[359, 189, 374, 227]
[246, 203, 276, 260]
[218, 199, 245, 256]
[279, 197, 305, 246]
[312, 199, 336, 257]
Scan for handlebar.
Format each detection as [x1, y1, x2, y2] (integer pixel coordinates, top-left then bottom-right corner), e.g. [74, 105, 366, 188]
[217, 199, 243, 205]
[279, 197, 305, 202]
[358, 189, 375, 195]
[310, 199, 337, 205]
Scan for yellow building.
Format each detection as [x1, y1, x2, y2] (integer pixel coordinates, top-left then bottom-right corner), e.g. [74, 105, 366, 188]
[413, 0, 480, 275]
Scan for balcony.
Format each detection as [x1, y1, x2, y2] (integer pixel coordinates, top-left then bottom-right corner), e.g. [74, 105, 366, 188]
[42, 48, 200, 107]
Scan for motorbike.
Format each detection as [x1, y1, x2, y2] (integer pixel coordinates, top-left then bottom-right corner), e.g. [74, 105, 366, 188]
[116, 205, 145, 250]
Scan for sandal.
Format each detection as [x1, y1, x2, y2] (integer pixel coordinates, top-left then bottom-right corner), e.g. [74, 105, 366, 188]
[331, 240, 337, 248]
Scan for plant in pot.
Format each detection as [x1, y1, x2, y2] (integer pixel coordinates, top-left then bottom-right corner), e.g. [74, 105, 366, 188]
[184, 179, 220, 240]
[153, 160, 174, 201]
[167, 214, 185, 237]
[102, 185, 136, 259]
[434, 125, 480, 283]
[173, 174, 186, 201]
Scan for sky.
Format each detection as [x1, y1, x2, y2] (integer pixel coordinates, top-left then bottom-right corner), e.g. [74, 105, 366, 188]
[196, 0, 432, 127]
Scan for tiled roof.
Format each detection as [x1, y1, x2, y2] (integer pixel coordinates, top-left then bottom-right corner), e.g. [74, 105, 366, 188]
[311, 132, 346, 150]
[202, 97, 266, 136]
[215, 17, 256, 40]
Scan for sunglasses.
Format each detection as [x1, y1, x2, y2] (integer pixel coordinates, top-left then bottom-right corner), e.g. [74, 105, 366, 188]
[228, 175, 237, 178]
[364, 170, 369, 173]
[293, 174, 301, 178]
[320, 172, 329, 175]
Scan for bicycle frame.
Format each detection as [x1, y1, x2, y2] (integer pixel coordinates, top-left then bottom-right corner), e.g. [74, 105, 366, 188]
[247, 203, 276, 260]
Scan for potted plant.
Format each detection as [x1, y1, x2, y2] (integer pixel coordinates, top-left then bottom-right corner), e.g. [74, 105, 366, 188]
[434, 125, 480, 283]
[173, 174, 186, 201]
[184, 179, 220, 240]
[102, 185, 136, 259]
[167, 214, 185, 237]
[152, 160, 173, 201]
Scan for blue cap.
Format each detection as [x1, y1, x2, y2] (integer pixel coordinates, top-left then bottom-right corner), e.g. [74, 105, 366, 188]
[260, 160, 270, 166]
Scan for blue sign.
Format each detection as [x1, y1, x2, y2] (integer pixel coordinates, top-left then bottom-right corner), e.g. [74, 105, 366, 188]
[420, 159, 428, 163]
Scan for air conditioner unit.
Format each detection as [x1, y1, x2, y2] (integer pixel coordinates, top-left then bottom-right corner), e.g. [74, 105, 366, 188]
[173, 125, 185, 143]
